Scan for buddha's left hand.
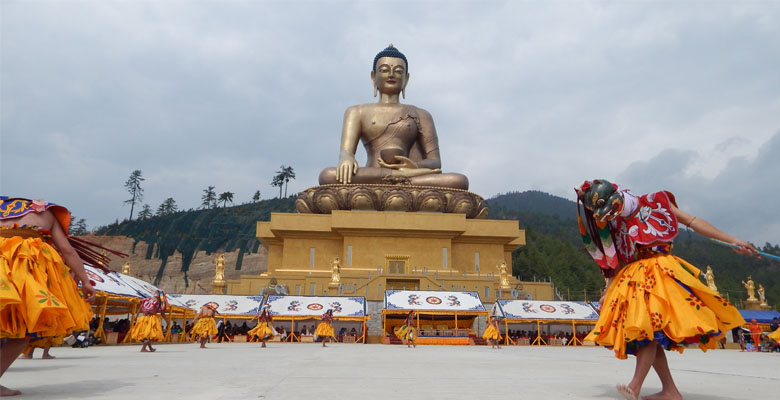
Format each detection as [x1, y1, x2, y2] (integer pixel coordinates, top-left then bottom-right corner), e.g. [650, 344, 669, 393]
[379, 156, 441, 177]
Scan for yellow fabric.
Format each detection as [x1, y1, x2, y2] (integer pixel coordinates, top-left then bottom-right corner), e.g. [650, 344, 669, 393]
[25, 335, 64, 352]
[769, 327, 780, 343]
[315, 321, 334, 338]
[394, 324, 415, 341]
[482, 324, 501, 340]
[586, 253, 745, 360]
[0, 235, 91, 339]
[248, 321, 275, 340]
[128, 315, 164, 342]
[189, 317, 217, 338]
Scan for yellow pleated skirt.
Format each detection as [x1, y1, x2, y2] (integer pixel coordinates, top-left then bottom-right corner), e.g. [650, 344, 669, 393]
[769, 327, 780, 343]
[315, 321, 334, 338]
[0, 235, 92, 340]
[394, 324, 415, 341]
[586, 253, 745, 359]
[482, 324, 501, 341]
[128, 315, 164, 342]
[189, 317, 218, 338]
[25, 335, 64, 352]
[248, 321, 275, 340]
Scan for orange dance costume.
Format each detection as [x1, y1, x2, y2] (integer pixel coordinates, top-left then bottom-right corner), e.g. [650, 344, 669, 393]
[0, 197, 92, 341]
[577, 188, 745, 359]
[128, 294, 167, 342]
[248, 306, 275, 340]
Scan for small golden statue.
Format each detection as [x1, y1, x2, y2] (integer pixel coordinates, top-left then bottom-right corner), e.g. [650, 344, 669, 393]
[742, 276, 757, 301]
[758, 284, 767, 306]
[330, 257, 341, 284]
[498, 260, 511, 289]
[704, 266, 718, 293]
[214, 253, 226, 284]
[121, 261, 131, 275]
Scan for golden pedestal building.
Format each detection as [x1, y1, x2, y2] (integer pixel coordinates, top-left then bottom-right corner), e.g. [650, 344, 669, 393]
[226, 210, 553, 302]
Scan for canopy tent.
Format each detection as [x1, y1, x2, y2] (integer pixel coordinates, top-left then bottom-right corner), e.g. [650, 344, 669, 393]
[84, 266, 195, 344]
[168, 294, 265, 342]
[263, 295, 370, 343]
[496, 300, 599, 346]
[382, 290, 488, 345]
[739, 310, 780, 329]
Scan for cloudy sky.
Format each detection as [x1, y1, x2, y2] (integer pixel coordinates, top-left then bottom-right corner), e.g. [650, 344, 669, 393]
[2, 1, 778, 244]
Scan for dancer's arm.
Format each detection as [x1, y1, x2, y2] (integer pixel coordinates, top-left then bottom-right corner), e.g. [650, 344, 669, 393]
[671, 205, 758, 256]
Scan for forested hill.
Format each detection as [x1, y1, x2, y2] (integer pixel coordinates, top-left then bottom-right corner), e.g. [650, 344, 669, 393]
[95, 197, 296, 277]
[94, 192, 778, 309]
[489, 191, 779, 309]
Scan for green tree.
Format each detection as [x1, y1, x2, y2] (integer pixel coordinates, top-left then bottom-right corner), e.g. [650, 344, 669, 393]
[156, 198, 178, 216]
[124, 170, 145, 220]
[70, 217, 88, 236]
[137, 204, 153, 220]
[281, 165, 296, 197]
[252, 190, 261, 202]
[201, 186, 217, 209]
[271, 174, 284, 199]
[218, 192, 234, 207]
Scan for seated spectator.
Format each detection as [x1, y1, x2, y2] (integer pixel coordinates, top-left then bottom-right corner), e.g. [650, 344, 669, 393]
[349, 327, 357, 337]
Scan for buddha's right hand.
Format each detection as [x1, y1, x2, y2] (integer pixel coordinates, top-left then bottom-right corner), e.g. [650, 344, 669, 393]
[336, 155, 359, 184]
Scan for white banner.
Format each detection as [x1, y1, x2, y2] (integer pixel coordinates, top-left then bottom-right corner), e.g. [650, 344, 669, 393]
[265, 296, 366, 317]
[169, 294, 264, 316]
[384, 290, 485, 312]
[497, 300, 599, 320]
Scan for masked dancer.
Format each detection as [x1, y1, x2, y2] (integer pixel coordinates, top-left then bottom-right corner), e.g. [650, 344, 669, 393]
[128, 291, 168, 352]
[190, 302, 219, 348]
[483, 316, 503, 349]
[575, 180, 756, 400]
[248, 304, 276, 348]
[0, 197, 97, 396]
[315, 309, 336, 347]
[394, 310, 417, 348]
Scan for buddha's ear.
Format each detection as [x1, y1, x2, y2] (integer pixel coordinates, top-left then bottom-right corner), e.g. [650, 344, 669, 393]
[371, 70, 377, 97]
[402, 73, 410, 99]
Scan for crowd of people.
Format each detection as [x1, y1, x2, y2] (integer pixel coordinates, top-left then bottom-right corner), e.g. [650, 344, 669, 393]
[505, 329, 589, 345]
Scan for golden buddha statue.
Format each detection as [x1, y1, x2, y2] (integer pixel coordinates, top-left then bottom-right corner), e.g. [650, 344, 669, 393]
[742, 276, 756, 301]
[758, 284, 767, 306]
[318, 44, 468, 190]
[498, 260, 511, 289]
[214, 253, 226, 284]
[704, 266, 718, 293]
[330, 257, 341, 284]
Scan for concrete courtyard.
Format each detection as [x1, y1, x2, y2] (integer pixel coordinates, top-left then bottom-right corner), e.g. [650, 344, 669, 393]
[4, 343, 777, 399]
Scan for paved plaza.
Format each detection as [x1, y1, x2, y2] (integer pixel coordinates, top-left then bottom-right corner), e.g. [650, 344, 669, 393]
[4, 343, 777, 399]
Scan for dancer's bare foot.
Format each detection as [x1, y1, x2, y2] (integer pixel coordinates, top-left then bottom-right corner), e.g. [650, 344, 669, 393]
[617, 384, 639, 400]
[149, 347, 156, 352]
[140, 348, 149, 352]
[41, 354, 55, 359]
[642, 391, 683, 400]
[261, 342, 266, 348]
[17, 353, 32, 360]
[0, 385, 22, 396]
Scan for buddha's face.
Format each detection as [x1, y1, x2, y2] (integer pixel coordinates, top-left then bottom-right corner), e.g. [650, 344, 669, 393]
[372, 56, 409, 94]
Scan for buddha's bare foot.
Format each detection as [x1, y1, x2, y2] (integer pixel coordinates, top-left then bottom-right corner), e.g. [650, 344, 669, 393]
[642, 391, 683, 400]
[0, 385, 22, 396]
[617, 384, 638, 400]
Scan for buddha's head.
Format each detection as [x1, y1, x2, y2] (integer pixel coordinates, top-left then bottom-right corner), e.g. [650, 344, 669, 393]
[372, 44, 409, 97]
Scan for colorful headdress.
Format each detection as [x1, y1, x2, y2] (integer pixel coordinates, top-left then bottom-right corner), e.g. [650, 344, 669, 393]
[204, 302, 219, 311]
[156, 290, 169, 310]
[575, 180, 623, 276]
